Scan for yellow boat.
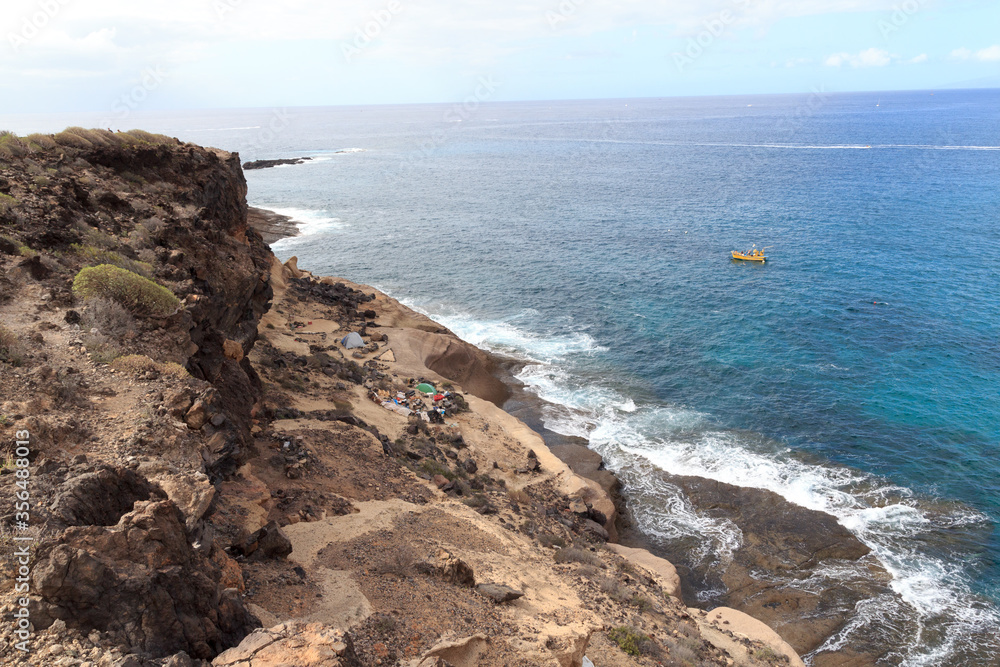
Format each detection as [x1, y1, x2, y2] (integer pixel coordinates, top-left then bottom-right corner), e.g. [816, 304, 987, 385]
[731, 245, 771, 262]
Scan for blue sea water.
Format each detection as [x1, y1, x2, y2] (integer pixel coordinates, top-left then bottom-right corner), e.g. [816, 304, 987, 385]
[5, 89, 999, 664]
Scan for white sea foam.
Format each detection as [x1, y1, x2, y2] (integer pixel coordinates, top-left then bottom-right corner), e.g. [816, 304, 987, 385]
[257, 206, 344, 248]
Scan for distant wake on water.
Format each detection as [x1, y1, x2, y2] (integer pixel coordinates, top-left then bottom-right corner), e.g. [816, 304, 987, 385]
[515, 137, 1000, 151]
[390, 297, 1000, 667]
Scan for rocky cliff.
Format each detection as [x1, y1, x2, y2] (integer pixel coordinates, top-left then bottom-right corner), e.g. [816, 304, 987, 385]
[0, 129, 804, 666]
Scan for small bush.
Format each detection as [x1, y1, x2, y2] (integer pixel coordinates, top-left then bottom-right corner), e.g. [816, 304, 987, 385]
[608, 626, 651, 657]
[0, 193, 17, 213]
[161, 362, 190, 377]
[24, 133, 57, 152]
[111, 355, 188, 377]
[629, 594, 652, 612]
[0, 326, 23, 366]
[119, 129, 174, 146]
[72, 264, 179, 317]
[507, 488, 530, 505]
[451, 393, 470, 412]
[82, 332, 122, 364]
[111, 354, 160, 374]
[597, 575, 630, 602]
[554, 547, 600, 566]
[82, 297, 137, 340]
[0, 133, 27, 160]
[538, 533, 567, 549]
[419, 459, 455, 481]
[752, 645, 782, 663]
[461, 494, 490, 509]
[664, 637, 700, 665]
[32, 175, 51, 188]
[371, 613, 397, 635]
[71, 244, 153, 277]
[53, 131, 93, 150]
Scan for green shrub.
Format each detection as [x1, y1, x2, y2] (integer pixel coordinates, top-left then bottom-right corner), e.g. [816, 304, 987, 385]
[419, 458, 455, 481]
[72, 264, 179, 317]
[63, 127, 118, 148]
[24, 133, 57, 152]
[118, 130, 174, 146]
[53, 131, 93, 150]
[0, 133, 27, 160]
[0, 326, 23, 366]
[71, 244, 153, 277]
[608, 626, 651, 657]
[0, 193, 17, 213]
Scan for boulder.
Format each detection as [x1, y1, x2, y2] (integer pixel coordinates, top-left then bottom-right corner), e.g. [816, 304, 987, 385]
[185, 399, 209, 430]
[475, 583, 524, 604]
[234, 521, 293, 560]
[222, 338, 244, 362]
[138, 463, 215, 530]
[417, 548, 475, 587]
[213, 622, 360, 667]
[31, 500, 259, 659]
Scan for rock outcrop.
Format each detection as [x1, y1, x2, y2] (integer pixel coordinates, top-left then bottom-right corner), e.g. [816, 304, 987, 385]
[641, 472, 895, 657]
[31, 500, 258, 659]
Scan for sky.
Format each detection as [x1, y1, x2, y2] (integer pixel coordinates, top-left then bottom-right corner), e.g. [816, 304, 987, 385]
[0, 0, 998, 114]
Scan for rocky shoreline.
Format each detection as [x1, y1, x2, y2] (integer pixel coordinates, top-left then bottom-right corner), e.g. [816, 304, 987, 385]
[0, 128, 862, 666]
[246, 207, 300, 245]
[254, 212, 896, 666]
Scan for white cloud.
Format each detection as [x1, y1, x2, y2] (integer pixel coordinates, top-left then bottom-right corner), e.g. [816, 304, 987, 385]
[908, 53, 927, 64]
[825, 47, 891, 68]
[976, 45, 1000, 61]
[949, 46, 1000, 62]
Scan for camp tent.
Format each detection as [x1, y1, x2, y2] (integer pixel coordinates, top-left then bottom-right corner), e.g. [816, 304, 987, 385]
[416, 383, 436, 394]
[341, 332, 364, 349]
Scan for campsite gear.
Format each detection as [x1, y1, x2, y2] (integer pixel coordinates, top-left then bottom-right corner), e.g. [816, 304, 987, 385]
[341, 332, 365, 348]
[731, 245, 771, 262]
[433, 394, 445, 402]
[416, 383, 436, 394]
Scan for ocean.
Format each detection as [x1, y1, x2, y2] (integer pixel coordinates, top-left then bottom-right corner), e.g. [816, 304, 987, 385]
[5, 89, 999, 664]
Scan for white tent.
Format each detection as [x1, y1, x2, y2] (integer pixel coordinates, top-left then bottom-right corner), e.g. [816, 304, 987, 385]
[341, 332, 364, 349]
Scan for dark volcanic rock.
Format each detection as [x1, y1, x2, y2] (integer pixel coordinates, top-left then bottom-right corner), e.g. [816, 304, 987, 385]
[247, 206, 299, 244]
[242, 157, 312, 170]
[31, 500, 259, 659]
[49, 464, 164, 528]
[647, 472, 896, 656]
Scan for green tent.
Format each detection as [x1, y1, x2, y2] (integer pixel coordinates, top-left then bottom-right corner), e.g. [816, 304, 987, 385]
[416, 383, 435, 394]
